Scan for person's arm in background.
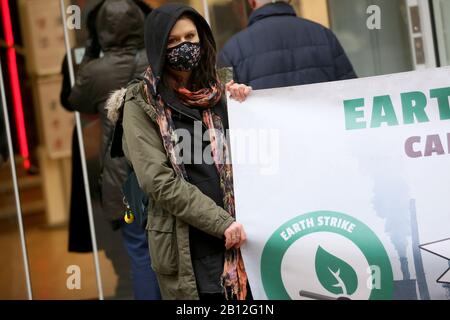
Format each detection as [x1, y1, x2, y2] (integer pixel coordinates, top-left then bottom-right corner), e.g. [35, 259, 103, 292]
[327, 30, 357, 80]
[217, 44, 240, 83]
[67, 35, 103, 114]
[60, 54, 74, 111]
[67, 2, 103, 114]
[218, 48, 232, 70]
[68, 59, 98, 114]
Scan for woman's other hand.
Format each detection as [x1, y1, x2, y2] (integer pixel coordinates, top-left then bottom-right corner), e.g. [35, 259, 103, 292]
[226, 80, 252, 103]
[224, 221, 247, 249]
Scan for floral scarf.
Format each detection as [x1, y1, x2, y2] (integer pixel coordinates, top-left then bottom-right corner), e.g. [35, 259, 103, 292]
[142, 66, 248, 300]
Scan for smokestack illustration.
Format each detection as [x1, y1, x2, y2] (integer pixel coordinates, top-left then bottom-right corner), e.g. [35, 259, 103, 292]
[410, 199, 430, 300]
[352, 138, 420, 299]
[372, 175, 417, 299]
[372, 176, 411, 279]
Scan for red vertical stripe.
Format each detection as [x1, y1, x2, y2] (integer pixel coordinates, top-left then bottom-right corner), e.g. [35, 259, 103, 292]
[1, 0, 30, 169]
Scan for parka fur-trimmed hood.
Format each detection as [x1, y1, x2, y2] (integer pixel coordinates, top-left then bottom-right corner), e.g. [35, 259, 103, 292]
[106, 87, 127, 124]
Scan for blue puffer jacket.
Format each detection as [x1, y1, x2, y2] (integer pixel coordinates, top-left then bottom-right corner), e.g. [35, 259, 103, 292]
[218, 2, 356, 90]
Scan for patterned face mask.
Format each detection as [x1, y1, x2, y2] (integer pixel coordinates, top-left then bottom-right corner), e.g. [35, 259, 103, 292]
[165, 41, 201, 71]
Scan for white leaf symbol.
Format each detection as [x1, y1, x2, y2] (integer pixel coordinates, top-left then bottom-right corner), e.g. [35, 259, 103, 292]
[328, 267, 348, 296]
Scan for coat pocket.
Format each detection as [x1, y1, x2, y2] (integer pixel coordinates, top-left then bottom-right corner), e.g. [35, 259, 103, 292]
[146, 214, 178, 276]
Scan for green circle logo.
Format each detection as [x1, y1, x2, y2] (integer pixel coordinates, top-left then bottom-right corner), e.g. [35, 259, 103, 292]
[261, 211, 393, 300]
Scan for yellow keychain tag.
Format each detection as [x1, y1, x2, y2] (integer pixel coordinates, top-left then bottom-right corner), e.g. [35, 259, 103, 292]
[124, 211, 134, 224]
[123, 196, 134, 224]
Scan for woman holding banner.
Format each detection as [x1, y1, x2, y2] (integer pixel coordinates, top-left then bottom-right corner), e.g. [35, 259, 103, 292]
[107, 3, 252, 300]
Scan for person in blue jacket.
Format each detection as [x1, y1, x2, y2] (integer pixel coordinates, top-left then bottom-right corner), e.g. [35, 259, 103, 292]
[218, 0, 356, 90]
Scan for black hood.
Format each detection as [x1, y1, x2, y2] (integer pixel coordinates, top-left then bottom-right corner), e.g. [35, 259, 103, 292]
[144, 3, 215, 83]
[96, 0, 145, 52]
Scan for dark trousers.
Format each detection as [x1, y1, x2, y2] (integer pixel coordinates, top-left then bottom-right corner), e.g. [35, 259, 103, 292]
[121, 221, 161, 300]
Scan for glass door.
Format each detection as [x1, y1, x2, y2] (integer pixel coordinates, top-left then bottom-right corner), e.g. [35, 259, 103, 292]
[431, 0, 450, 66]
[328, 0, 414, 77]
[328, 0, 437, 77]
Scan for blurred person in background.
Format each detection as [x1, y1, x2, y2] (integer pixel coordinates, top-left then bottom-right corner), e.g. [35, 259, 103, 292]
[63, 0, 160, 299]
[218, 0, 356, 90]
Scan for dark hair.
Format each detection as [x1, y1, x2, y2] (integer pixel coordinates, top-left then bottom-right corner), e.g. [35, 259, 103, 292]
[190, 15, 219, 90]
[164, 14, 219, 91]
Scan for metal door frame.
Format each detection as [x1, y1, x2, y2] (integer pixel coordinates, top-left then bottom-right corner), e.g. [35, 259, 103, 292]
[405, 0, 437, 69]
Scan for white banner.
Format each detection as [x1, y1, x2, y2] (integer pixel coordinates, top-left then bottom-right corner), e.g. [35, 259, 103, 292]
[228, 67, 450, 300]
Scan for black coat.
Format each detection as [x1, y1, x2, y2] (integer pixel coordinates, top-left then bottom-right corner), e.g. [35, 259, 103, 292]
[61, 52, 95, 252]
[69, 0, 148, 223]
[218, 2, 356, 90]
